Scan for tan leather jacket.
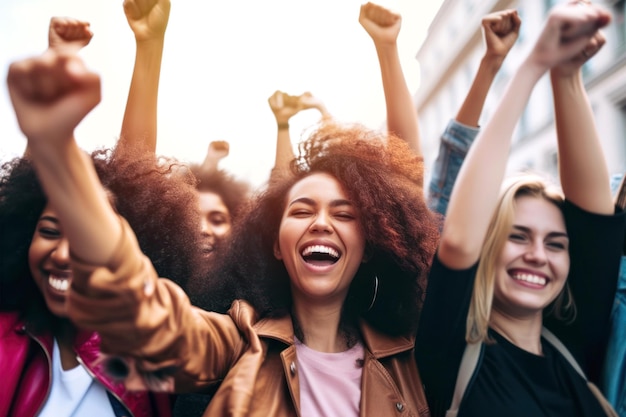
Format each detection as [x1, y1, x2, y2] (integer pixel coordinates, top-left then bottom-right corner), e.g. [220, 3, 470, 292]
[68, 218, 430, 417]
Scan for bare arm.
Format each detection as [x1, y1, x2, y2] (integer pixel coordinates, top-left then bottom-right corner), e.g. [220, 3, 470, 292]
[198, 140, 230, 176]
[551, 27, 613, 214]
[359, 2, 420, 155]
[456, 9, 521, 127]
[7, 51, 121, 264]
[116, 0, 171, 156]
[439, 2, 610, 269]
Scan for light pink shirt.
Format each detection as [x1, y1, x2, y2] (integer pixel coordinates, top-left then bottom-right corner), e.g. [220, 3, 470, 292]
[295, 337, 365, 417]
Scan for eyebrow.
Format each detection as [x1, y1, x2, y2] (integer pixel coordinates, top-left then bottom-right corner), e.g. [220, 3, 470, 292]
[288, 197, 353, 208]
[38, 215, 59, 224]
[512, 225, 568, 239]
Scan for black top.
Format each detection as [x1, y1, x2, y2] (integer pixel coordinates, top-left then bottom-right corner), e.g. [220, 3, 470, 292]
[416, 201, 625, 417]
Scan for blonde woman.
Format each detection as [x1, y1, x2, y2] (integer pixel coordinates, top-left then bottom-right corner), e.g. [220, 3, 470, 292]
[416, 2, 623, 417]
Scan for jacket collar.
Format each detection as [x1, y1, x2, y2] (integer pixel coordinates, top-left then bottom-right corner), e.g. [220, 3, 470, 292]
[253, 314, 414, 359]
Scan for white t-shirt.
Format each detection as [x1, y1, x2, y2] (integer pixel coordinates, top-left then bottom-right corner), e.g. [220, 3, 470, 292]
[38, 338, 117, 417]
[295, 337, 364, 417]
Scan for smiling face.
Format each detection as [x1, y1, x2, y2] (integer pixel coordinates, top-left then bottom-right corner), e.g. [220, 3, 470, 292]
[28, 204, 72, 318]
[198, 191, 232, 254]
[492, 195, 570, 318]
[274, 173, 366, 307]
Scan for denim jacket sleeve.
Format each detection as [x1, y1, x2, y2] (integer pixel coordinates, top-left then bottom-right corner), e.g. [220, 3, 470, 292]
[427, 119, 479, 216]
[602, 256, 626, 416]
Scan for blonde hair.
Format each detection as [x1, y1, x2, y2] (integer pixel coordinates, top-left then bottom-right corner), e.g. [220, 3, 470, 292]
[466, 173, 572, 344]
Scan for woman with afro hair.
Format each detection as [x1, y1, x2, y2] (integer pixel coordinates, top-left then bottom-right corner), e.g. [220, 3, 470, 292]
[6, 32, 443, 415]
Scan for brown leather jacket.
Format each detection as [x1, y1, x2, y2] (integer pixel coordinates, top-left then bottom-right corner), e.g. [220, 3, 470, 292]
[68, 218, 430, 417]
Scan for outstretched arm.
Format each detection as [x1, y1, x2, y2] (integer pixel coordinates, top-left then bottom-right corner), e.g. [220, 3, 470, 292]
[428, 9, 521, 215]
[116, 0, 171, 156]
[7, 51, 120, 263]
[551, 27, 613, 214]
[439, 2, 610, 269]
[359, 2, 420, 155]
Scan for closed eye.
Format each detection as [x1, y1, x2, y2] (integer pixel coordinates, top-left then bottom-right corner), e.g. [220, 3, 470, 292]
[38, 227, 61, 239]
[546, 241, 567, 251]
[508, 233, 527, 242]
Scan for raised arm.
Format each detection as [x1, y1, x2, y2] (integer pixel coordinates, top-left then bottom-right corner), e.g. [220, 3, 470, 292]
[359, 2, 420, 155]
[48, 16, 93, 54]
[439, 2, 610, 269]
[116, 0, 171, 156]
[551, 25, 613, 214]
[268, 90, 330, 178]
[456, 9, 520, 126]
[428, 9, 521, 215]
[7, 51, 120, 264]
[197, 140, 230, 176]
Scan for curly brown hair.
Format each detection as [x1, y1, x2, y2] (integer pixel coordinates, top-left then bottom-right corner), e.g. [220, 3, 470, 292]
[191, 122, 440, 335]
[189, 167, 250, 223]
[0, 149, 206, 331]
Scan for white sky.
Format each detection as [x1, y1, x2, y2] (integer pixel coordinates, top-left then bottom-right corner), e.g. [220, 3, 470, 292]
[0, 0, 444, 187]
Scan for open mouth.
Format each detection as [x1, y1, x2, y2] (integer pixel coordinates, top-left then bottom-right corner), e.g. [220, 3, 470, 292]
[301, 245, 340, 266]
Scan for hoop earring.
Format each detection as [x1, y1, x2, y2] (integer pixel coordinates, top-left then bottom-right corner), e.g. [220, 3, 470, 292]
[367, 275, 379, 312]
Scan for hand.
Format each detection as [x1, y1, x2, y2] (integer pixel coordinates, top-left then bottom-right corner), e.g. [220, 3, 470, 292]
[123, 0, 171, 42]
[482, 9, 521, 61]
[359, 2, 401, 46]
[299, 92, 331, 119]
[268, 90, 305, 124]
[7, 51, 101, 146]
[529, 1, 610, 71]
[207, 140, 230, 161]
[48, 17, 93, 53]
[552, 26, 606, 77]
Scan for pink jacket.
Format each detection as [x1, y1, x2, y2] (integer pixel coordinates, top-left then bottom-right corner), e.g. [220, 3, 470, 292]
[0, 311, 172, 417]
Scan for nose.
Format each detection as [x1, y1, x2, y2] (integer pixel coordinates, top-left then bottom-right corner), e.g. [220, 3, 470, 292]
[50, 237, 70, 266]
[309, 211, 333, 234]
[200, 216, 212, 237]
[523, 240, 547, 264]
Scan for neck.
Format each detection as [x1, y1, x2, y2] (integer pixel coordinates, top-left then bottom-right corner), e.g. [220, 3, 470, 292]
[292, 302, 352, 353]
[489, 307, 543, 355]
[54, 320, 80, 370]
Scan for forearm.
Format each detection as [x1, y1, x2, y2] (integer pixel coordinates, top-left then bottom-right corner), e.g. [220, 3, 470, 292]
[273, 127, 295, 176]
[551, 71, 612, 214]
[27, 139, 122, 264]
[455, 55, 503, 127]
[442, 59, 545, 266]
[375, 43, 421, 155]
[119, 37, 165, 155]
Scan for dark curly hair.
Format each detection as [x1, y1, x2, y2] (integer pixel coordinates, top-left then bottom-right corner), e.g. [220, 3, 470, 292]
[189, 167, 250, 223]
[0, 149, 206, 332]
[191, 122, 440, 336]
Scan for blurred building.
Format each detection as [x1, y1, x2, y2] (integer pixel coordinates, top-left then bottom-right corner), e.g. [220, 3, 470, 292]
[416, 0, 626, 185]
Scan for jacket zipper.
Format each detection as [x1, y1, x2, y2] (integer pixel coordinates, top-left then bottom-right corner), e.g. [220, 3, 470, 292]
[76, 354, 135, 417]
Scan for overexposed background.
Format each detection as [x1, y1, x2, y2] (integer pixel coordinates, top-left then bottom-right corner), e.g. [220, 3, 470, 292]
[0, 0, 443, 187]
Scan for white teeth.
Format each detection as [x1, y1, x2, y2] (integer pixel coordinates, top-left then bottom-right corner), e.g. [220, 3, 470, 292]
[48, 275, 71, 292]
[302, 245, 339, 258]
[512, 273, 546, 286]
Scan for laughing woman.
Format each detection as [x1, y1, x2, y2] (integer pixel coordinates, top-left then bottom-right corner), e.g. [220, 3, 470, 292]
[6, 43, 440, 416]
[415, 2, 623, 417]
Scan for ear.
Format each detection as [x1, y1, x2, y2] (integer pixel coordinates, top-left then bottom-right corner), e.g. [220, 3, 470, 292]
[273, 241, 282, 260]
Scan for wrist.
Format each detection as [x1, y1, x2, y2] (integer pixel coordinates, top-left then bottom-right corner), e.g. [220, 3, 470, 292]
[277, 122, 289, 130]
